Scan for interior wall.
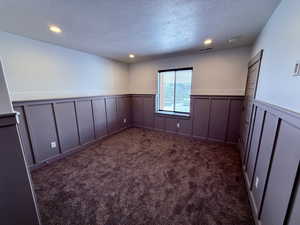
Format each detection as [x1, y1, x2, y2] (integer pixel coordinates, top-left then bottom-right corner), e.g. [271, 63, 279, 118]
[0, 61, 40, 225]
[0, 61, 13, 114]
[252, 0, 300, 113]
[128, 46, 251, 96]
[0, 31, 129, 101]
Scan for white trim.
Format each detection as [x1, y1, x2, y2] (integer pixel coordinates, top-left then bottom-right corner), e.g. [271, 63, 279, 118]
[10, 90, 130, 101]
[130, 89, 245, 96]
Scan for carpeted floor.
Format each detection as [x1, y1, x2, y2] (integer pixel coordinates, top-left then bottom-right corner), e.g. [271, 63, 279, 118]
[32, 128, 253, 225]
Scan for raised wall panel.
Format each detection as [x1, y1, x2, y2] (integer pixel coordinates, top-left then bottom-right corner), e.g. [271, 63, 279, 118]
[241, 101, 254, 162]
[26, 104, 59, 163]
[14, 106, 34, 166]
[126, 97, 132, 125]
[132, 96, 143, 126]
[243, 106, 257, 166]
[208, 99, 230, 141]
[245, 107, 265, 185]
[192, 98, 210, 138]
[252, 112, 278, 213]
[287, 175, 300, 225]
[240, 122, 250, 160]
[165, 118, 177, 133]
[116, 97, 124, 129]
[154, 116, 165, 131]
[227, 99, 242, 143]
[143, 97, 154, 128]
[54, 102, 79, 152]
[117, 97, 130, 129]
[92, 99, 108, 138]
[261, 121, 300, 225]
[106, 98, 118, 133]
[13, 94, 244, 170]
[76, 100, 95, 144]
[178, 119, 192, 136]
[244, 100, 254, 124]
[124, 97, 131, 126]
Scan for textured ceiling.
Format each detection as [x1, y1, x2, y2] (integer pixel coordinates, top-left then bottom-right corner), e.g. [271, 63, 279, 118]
[0, 0, 281, 63]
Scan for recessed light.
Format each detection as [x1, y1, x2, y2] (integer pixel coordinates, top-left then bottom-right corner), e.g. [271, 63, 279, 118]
[129, 54, 135, 58]
[49, 25, 62, 33]
[204, 39, 213, 45]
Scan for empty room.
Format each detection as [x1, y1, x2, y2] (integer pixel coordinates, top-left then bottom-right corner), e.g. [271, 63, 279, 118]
[1, 0, 300, 224]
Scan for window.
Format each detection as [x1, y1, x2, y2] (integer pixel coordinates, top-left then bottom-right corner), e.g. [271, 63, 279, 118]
[157, 67, 192, 114]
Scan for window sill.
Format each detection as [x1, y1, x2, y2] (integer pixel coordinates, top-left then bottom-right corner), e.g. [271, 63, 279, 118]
[155, 111, 191, 119]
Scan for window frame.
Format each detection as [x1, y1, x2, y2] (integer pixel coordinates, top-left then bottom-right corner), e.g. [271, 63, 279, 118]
[156, 67, 193, 115]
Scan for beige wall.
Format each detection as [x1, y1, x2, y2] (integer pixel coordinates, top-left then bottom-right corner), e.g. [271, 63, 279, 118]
[252, 0, 300, 113]
[0, 31, 129, 101]
[129, 46, 251, 95]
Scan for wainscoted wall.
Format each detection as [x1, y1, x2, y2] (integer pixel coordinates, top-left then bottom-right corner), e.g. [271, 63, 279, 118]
[241, 100, 300, 225]
[13, 94, 300, 225]
[131, 94, 243, 143]
[16, 94, 243, 169]
[13, 95, 131, 169]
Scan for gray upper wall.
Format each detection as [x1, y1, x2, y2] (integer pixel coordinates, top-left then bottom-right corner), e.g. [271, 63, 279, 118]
[1, 31, 252, 102]
[252, 0, 300, 113]
[0, 61, 13, 114]
[128, 46, 251, 96]
[0, 31, 129, 101]
[0, 30, 252, 102]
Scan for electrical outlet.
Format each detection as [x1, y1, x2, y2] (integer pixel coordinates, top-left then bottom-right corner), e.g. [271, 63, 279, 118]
[255, 177, 259, 188]
[50, 141, 57, 149]
[123, 118, 127, 123]
[177, 123, 180, 128]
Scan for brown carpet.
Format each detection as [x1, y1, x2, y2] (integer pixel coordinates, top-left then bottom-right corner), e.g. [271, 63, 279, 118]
[32, 128, 253, 225]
